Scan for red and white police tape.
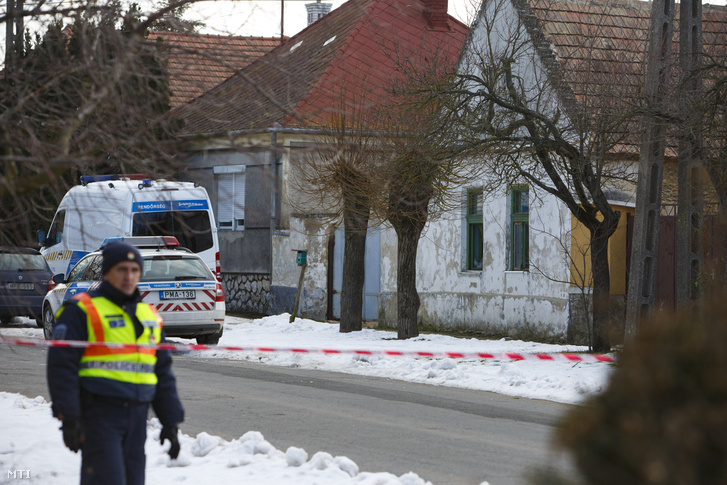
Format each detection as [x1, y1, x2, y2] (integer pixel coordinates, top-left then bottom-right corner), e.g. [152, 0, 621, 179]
[0, 337, 615, 363]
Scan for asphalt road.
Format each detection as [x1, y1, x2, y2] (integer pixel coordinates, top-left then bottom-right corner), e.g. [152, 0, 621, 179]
[1, 338, 579, 485]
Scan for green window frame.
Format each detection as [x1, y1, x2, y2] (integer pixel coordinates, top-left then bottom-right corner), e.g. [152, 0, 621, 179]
[466, 189, 483, 271]
[510, 186, 529, 271]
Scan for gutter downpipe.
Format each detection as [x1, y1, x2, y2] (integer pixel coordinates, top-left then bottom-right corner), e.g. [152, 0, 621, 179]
[270, 126, 280, 297]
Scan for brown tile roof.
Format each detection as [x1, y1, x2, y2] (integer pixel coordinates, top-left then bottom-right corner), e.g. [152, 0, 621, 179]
[148, 31, 283, 108]
[176, 0, 469, 136]
[513, 0, 727, 157]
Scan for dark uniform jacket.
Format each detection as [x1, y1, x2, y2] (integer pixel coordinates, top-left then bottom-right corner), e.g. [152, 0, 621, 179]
[47, 280, 184, 426]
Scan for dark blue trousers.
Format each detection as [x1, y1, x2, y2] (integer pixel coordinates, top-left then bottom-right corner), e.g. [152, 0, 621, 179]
[80, 397, 149, 485]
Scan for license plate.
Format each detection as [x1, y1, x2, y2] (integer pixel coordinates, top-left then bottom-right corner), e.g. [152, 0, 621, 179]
[7, 282, 34, 290]
[160, 290, 195, 300]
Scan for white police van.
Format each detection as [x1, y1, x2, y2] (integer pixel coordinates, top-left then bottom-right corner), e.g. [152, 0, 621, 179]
[38, 175, 220, 280]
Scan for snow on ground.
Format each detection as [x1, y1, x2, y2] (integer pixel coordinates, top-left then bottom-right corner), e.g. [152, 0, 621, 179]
[194, 314, 614, 405]
[0, 314, 616, 484]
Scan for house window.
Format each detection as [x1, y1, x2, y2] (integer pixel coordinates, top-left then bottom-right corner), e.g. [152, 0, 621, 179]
[466, 189, 483, 270]
[510, 185, 529, 271]
[214, 165, 246, 230]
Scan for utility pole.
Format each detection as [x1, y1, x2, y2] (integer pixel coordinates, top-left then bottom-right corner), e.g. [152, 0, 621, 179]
[676, 0, 704, 311]
[5, 0, 16, 69]
[4, 0, 24, 71]
[625, 0, 675, 339]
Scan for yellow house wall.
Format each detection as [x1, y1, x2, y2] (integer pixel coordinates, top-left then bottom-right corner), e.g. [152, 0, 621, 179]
[570, 205, 634, 295]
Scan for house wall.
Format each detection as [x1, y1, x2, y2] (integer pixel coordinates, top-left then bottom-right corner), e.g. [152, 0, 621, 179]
[569, 204, 635, 296]
[269, 136, 340, 320]
[183, 134, 345, 319]
[270, 216, 333, 320]
[378, 185, 573, 342]
[185, 140, 275, 313]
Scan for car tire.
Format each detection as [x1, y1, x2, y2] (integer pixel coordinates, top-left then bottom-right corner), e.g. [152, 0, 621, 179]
[196, 327, 223, 345]
[42, 304, 55, 340]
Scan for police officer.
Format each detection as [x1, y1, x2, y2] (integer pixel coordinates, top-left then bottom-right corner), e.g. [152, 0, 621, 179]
[47, 241, 184, 485]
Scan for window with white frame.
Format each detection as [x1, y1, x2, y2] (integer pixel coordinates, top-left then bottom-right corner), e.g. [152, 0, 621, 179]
[214, 165, 245, 230]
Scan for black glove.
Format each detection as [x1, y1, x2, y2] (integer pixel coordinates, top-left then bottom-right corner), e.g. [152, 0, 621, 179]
[61, 418, 83, 453]
[160, 426, 180, 459]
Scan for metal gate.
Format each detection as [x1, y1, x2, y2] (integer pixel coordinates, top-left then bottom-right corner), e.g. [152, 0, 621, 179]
[626, 205, 724, 311]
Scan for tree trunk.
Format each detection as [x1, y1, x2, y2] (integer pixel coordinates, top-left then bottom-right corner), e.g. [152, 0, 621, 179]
[705, 168, 727, 290]
[339, 195, 370, 333]
[394, 217, 425, 339]
[719, 205, 727, 289]
[589, 219, 619, 352]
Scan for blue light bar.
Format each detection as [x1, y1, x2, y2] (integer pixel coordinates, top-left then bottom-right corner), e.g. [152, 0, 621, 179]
[80, 174, 149, 186]
[81, 175, 118, 185]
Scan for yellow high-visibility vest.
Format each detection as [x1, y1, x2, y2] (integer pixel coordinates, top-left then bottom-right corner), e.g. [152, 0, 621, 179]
[71, 293, 163, 387]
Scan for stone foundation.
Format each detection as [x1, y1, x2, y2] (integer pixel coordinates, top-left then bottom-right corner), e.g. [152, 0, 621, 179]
[222, 273, 271, 314]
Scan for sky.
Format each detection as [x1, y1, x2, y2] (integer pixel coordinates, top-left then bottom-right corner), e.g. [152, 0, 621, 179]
[183, 0, 481, 38]
[180, 0, 726, 38]
[0, 313, 615, 485]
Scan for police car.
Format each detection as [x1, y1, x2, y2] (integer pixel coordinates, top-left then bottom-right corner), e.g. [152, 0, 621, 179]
[42, 236, 225, 344]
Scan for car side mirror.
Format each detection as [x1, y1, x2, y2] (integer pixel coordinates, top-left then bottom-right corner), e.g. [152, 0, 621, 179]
[37, 230, 47, 248]
[52, 274, 65, 284]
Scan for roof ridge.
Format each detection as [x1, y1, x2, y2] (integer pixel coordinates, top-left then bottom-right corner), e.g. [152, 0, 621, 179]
[514, 0, 580, 118]
[535, 0, 651, 9]
[150, 30, 283, 42]
[529, 0, 727, 13]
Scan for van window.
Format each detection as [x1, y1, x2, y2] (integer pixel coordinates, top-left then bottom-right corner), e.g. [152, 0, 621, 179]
[132, 211, 213, 253]
[66, 210, 124, 251]
[47, 210, 66, 246]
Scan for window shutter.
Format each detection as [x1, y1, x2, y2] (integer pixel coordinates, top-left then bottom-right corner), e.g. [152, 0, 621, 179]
[217, 174, 234, 228]
[233, 171, 245, 228]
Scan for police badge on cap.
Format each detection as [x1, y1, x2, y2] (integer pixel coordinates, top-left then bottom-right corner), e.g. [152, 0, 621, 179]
[102, 242, 143, 275]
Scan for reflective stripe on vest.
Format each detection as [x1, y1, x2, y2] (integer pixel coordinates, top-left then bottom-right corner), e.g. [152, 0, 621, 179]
[73, 293, 162, 387]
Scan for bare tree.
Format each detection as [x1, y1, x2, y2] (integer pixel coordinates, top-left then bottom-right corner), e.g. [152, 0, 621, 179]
[436, 0, 640, 351]
[372, 42, 478, 340]
[290, 26, 470, 339]
[289, 76, 383, 332]
[0, 1, 196, 247]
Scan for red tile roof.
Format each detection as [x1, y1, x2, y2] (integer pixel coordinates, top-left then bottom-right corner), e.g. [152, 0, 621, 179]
[176, 0, 469, 135]
[514, 0, 727, 156]
[149, 31, 283, 108]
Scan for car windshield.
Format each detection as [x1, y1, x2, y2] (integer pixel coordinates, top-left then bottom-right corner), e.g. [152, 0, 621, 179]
[0, 253, 48, 272]
[141, 256, 213, 282]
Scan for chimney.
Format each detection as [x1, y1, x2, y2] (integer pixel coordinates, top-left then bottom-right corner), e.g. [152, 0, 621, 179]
[423, 0, 449, 30]
[306, 0, 333, 25]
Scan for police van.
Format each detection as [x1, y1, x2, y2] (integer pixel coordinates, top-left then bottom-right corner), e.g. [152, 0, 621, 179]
[38, 175, 220, 279]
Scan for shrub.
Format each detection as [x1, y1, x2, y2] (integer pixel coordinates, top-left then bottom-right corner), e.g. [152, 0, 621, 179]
[556, 297, 727, 485]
